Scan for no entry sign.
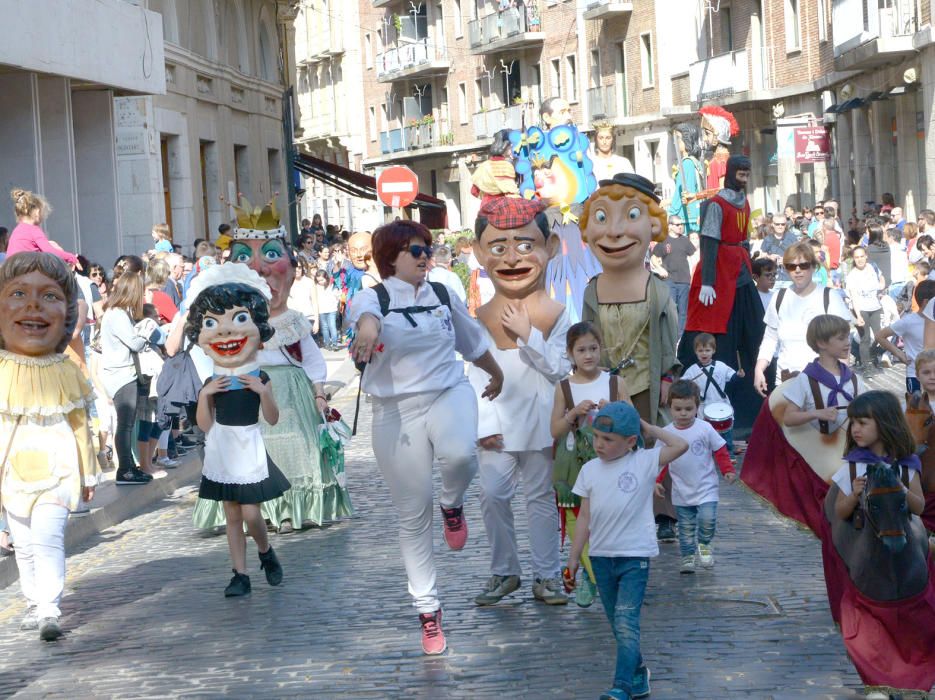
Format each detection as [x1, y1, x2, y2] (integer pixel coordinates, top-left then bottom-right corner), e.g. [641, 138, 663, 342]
[376, 166, 419, 208]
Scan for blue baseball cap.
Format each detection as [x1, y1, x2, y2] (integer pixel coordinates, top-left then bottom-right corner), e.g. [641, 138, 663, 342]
[593, 401, 643, 446]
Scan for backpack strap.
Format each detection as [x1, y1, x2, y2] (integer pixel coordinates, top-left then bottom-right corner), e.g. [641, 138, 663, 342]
[808, 375, 831, 435]
[849, 461, 857, 483]
[428, 281, 452, 310]
[901, 464, 910, 489]
[560, 379, 574, 412]
[609, 373, 618, 403]
[775, 287, 787, 313]
[823, 286, 831, 313]
[373, 283, 390, 317]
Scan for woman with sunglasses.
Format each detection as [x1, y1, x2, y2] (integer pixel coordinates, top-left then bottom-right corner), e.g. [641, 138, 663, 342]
[753, 241, 852, 395]
[348, 220, 503, 656]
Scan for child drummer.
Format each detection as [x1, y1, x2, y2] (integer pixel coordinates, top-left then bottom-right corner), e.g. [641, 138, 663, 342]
[781, 315, 865, 435]
[681, 333, 743, 458]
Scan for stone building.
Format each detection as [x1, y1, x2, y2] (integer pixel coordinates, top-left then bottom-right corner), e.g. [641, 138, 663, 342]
[0, 0, 165, 266]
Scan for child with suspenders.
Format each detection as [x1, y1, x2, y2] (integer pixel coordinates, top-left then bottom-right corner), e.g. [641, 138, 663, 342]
[550, 322, 630, 607]
[782, 315, 865, 436]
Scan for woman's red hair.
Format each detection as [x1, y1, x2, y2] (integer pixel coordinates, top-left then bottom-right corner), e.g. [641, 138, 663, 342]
[372, 220, 433, 279]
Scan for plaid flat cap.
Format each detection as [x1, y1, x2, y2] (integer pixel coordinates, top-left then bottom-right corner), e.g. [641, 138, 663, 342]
[477, 196, 547, 230]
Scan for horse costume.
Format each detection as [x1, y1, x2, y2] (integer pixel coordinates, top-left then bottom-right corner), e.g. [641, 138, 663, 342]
[823, 463, 935, 695]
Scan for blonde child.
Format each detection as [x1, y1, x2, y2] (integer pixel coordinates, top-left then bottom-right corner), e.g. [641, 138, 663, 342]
[564, 402, 688, 700]
[656, 380, 736, 574]
[151, 223, 173, 254]
[783, 315, 866, 436]
[550, 322, 630, 607]
[680, 333, 742, 456]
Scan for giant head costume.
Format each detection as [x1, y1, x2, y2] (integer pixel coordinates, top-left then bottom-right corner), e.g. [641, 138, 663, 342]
[581, 173, 667, 275]
[224, 195, 295, 317]
[474, 197, 558, 300]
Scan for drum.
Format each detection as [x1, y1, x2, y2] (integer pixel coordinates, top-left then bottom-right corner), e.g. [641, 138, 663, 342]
[703, 402, 734, 433]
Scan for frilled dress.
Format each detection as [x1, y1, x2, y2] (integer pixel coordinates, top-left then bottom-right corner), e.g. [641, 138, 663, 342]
[0, 351, 99, 518]
[192, 311, 353, 529]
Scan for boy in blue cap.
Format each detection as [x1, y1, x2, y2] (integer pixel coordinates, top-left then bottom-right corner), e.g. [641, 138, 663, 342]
[564, 401, 688, 700]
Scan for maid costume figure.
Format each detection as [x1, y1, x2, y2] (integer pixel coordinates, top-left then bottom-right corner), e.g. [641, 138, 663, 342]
[185, 264, 290, 597]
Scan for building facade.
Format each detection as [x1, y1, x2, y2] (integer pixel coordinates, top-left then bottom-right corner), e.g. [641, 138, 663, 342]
[293, 0, 383, 231]
[303, 1, 935, 231]
[0, 0, 166, 266]
[117, 0, 293, 255]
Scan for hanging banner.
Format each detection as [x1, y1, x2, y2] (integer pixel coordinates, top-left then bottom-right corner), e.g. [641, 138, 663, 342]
[794, 126, 832, 163]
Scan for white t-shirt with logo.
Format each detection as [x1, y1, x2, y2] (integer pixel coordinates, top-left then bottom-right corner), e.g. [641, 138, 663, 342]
[662, 419, 727, 506]
[681, 361, 736, 411]
[572, 445, 662, 558]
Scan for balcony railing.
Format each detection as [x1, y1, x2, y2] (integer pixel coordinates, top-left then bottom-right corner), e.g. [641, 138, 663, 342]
[472, 104, 528, 140]
[467, 7, 543, 53]
[688, 49, 749, 103]
[832, 0, 918, 58]
[587, 85, 616, 121]
[380, 121, 452, 154]
[376, 40, 448, 80]
[582, 0, 633, 21]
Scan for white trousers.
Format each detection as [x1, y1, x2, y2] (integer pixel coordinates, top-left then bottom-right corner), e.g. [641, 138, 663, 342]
[7, 503, 69, 619]
[371, 379, 479, 614]
[478, 447, 561, 580]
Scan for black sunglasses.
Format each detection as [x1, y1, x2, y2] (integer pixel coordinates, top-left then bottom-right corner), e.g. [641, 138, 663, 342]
[784, 262, 813, 272]
[408, 244, 433, 259]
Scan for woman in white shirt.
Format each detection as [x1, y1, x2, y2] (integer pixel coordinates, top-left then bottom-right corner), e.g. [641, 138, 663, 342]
[754, 241, 851, 395]
[286, 260, 317, 326]
[846, 246, 886, 370]
[348, 220, 503, 656]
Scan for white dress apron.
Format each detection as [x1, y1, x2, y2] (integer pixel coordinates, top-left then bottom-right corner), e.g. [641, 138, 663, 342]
[202, 423, 268, 485]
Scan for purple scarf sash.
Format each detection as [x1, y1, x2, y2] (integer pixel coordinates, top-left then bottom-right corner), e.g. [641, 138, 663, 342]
[843, 447, 922, 474]
[801, 360, 854, 407]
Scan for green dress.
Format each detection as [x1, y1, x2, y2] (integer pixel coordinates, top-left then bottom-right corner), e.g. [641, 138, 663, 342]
[192, 311, 353, 529]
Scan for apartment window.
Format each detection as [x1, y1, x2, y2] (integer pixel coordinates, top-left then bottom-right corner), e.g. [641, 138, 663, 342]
[566, 55, 578, 102]
[380, 103, 388, 130]
[365, 34, 373, 68]
[720, 5, 733, 52]
[640, 33, 654, 88]
[474, 78, 483, 113]
[454, 0, 463, 38]
[531, 63, 542, 107]
[369, 106, 377, 141]
[589, 49, 600, 89]
[785, 0, 802, 52]
[550, 58, 561, 98]
[459, 82, 468, 124]
[817, 0, 827, 42]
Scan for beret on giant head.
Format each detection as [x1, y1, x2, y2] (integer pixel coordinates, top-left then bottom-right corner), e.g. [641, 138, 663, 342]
[476, 196, 548, 231]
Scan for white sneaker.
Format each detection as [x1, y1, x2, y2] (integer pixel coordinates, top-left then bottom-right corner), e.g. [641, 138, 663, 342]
[155, 456, 180, 469]
[20, 607, 38, 631]
[679, 555, 696, 574]
[697, 543, 714, 568]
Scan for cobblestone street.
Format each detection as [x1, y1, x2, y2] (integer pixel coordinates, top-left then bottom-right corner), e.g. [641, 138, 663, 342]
[0, 390, 869, 699]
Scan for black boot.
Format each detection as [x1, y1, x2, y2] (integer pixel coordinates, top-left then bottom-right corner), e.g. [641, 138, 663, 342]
[259, 546, 283, 586]
[224, 570, 251, 597]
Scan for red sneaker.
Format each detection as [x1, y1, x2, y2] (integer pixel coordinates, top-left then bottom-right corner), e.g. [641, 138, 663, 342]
[419, 609, 446, 655]
[440, 505, 468, 550]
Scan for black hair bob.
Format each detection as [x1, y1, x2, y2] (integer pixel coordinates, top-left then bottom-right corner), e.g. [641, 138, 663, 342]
[184, 282, 275, 345]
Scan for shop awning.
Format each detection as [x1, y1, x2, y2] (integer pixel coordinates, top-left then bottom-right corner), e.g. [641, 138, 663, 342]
[294, 153, 447, 229]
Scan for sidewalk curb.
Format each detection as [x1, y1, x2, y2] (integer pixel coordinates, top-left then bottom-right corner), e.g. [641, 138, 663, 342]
[0, 456, 203, 591]
[324, 356, 360, 403]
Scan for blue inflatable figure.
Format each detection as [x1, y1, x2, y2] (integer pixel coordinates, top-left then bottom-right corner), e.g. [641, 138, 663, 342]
[508, 104, 601, 319]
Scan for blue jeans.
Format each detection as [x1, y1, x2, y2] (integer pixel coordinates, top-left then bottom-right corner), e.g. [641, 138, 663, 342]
[320, 312, 338, 346]
[720, 426, 734, 454]
[675, 502, 718, 558]
[666, 280, 690, 337]
[591, 556, 650, 693]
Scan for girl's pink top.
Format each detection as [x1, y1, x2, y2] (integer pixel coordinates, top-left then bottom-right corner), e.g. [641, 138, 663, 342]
[7, 223, 77, 265]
